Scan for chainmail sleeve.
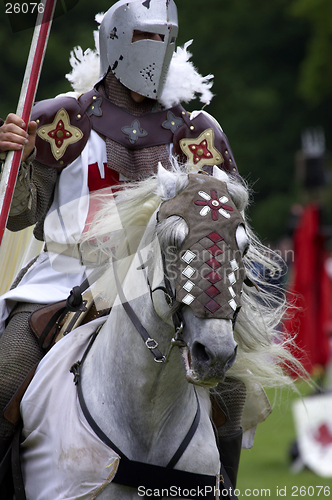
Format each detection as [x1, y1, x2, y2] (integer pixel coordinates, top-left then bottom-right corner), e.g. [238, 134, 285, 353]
[6, 153, 59, 241]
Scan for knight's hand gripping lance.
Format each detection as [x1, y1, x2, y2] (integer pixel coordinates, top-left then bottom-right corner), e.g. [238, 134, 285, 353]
[0, 0, 57, 245]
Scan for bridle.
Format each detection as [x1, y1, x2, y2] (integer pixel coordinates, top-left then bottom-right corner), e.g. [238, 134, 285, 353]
[111, 221, 245, 364]
[112, 249, 187, 364]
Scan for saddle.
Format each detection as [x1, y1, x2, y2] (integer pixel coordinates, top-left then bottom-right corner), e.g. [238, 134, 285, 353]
[29, 290, 109, 350]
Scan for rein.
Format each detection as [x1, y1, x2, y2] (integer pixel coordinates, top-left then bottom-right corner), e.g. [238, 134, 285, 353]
[112, 251, 186, 363]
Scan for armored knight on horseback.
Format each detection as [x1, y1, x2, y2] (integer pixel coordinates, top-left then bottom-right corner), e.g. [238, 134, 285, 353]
[0, 0, 262, 497]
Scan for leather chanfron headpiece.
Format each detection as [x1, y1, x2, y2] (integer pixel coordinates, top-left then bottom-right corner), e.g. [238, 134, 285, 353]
[158, 173, 246, 319]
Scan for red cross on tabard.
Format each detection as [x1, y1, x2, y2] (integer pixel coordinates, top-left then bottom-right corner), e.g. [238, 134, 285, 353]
[84, 163, 124, 233]
[88, 162, 122, 192]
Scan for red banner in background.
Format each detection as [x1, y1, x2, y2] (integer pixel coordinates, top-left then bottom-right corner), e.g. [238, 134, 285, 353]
[285, 203, 332, 374]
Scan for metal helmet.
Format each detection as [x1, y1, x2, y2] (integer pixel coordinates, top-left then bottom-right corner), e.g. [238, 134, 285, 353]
[99, 0, 178, 100]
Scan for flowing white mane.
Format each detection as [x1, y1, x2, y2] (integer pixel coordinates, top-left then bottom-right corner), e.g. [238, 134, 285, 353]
[81, 164, 305, 391]
[63, 14, 214, 108]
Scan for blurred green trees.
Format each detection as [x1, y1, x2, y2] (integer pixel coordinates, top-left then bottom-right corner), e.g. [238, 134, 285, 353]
[289, 0, 332, 105]
[1, 0, 331, 242]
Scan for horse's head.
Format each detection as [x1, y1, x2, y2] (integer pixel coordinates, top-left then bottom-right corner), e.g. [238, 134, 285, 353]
[83, 162, 302, 394]
[155, 165, 250, 387]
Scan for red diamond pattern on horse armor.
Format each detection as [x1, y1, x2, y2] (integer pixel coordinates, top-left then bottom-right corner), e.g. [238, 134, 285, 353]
[205, 299, 221, 314]
[206, 258, 222, 270]
[203, 232, 225, 311]
[207, 244, 223, 256]
[207, 232, 223, 243]
[205, 285, 220, 299]
[204, 271, 222, 284]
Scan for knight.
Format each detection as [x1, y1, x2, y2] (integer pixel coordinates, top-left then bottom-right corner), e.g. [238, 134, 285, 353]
[0, 0, 245, 494]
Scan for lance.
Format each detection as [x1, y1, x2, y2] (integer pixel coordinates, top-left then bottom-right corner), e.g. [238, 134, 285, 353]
[0, 0, 57, 245]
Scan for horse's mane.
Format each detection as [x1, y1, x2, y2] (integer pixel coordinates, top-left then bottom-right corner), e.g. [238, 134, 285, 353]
[81, 164, 306, 390]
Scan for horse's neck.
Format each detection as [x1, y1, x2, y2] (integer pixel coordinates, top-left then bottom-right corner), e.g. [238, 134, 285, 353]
[81, 293, 197, 465]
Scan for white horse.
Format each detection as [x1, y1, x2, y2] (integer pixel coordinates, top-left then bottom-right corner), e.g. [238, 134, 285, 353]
[19, 165, 303, 500]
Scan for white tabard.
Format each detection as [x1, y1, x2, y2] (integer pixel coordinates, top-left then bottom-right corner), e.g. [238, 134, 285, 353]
[20, 318, 120, 500]
[0, 131, 108, 335]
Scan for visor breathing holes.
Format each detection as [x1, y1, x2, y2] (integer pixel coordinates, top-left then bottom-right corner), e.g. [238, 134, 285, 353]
[140, 63, 156, 82]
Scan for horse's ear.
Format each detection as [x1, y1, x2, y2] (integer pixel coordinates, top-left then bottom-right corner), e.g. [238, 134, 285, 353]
[213, 165, 229, 182]
[157, 162, 178, 200]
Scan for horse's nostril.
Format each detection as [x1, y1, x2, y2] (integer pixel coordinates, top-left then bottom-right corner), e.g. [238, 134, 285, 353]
[192, 342, 216, 366]
[192, 342, 238, 369]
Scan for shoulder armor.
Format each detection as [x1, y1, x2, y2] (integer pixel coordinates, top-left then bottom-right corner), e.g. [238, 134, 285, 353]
[31, 90, 96, 168]
[173, 110, 238, 175]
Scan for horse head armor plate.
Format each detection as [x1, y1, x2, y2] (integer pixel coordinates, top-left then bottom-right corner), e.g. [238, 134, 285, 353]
[158, 172, 246, 320]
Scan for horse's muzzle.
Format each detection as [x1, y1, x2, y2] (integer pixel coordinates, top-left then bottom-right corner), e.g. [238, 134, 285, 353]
[180, 342, 238, 387]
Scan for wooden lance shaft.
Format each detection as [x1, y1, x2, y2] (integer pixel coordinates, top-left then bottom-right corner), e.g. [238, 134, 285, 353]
[0, 0, 57, 245]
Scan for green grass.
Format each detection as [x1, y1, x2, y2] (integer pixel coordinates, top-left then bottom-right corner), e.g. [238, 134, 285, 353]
[237, 384, 332, 499]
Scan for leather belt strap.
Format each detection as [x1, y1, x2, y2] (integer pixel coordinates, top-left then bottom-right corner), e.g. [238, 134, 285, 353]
[45, 242, 107, 267]
[35, 261, 109, 350]
[11, 421, 25, 500]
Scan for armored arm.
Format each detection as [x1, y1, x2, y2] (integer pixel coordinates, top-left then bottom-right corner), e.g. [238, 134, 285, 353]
[6, 153, 58, 237]
[173, 110, 238, 176]
[5, 93, 93, 239]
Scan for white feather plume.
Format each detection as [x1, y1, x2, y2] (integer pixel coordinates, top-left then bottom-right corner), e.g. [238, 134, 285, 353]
[64, 13, 103, 95]
[159, 40, 214, 108]
[65, 46, 100, 95]
[65, 15, 214, 107]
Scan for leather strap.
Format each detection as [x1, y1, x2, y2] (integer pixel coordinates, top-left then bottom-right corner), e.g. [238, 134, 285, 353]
[71, 326, 201, 468]
[161, 252, 185, 333]
[0, 437, 13, 488]
[166, 390, 200, 469]
[11, 421, 25, 500]
[33, 261, 109, 350]
[78, 89, 186, 151]
[113, 459, 217, 497]
[112, 253, 165, 362]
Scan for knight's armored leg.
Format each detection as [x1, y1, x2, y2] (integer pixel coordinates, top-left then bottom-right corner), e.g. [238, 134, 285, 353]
[0, 302, 45, 454]
[212, 377, 246, 489]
